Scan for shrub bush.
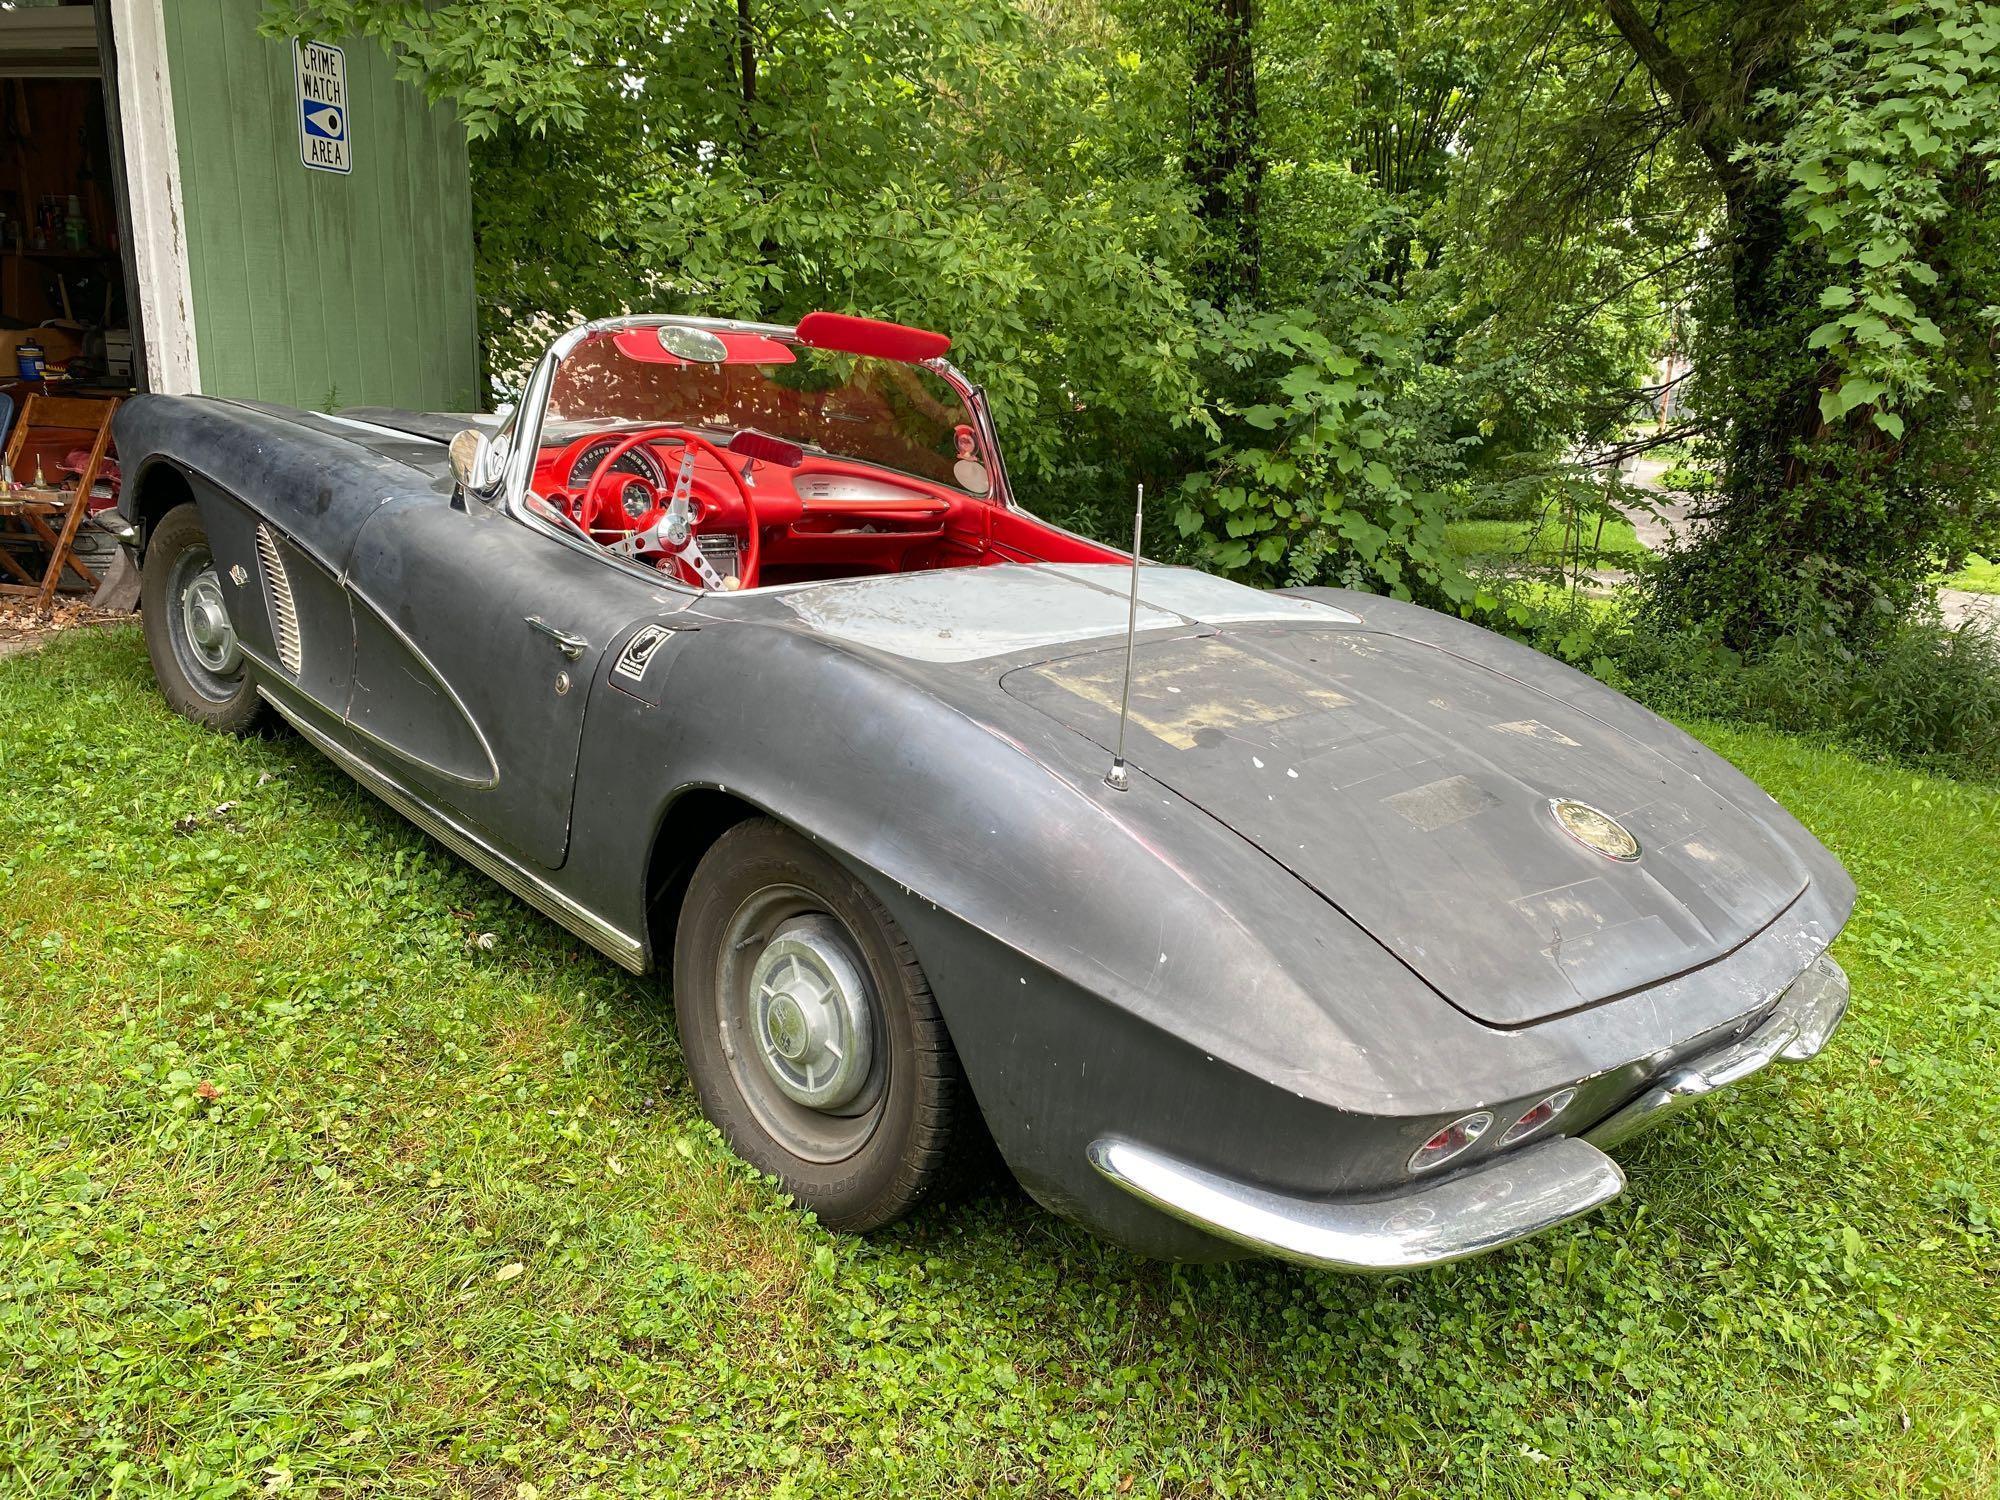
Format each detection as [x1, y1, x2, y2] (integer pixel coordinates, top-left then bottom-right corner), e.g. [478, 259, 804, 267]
[1512, 590, 2000, 782]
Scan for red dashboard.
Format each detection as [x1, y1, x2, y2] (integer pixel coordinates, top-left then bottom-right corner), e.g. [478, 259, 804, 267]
[531, 430, 1119, 588]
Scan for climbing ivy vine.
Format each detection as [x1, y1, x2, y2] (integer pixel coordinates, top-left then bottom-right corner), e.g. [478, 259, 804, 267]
[1766, 2, 2000, 435]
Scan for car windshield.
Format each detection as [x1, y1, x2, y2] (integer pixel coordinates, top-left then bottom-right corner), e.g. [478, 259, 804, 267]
[543, 327, 990, 495]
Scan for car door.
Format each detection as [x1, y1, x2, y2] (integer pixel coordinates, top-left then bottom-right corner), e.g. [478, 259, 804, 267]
[342, 493, 692, 870]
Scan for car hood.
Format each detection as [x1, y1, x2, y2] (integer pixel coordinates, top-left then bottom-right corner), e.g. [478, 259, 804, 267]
[1001, 623, 1812, 1028]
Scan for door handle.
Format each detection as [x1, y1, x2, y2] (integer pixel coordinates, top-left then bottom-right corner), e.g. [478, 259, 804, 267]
[525, 615, 589, 659]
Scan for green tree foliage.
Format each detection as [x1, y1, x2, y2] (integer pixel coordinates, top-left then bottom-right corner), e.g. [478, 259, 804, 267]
[270, 0, 1204, 493]
[267, 0, 1998, 650]
[1488, 0, 2000, 645]
[1173, 304, 1481, 605]
[1140, 0, 1665, 601]
[1767, 6, 2000, 429]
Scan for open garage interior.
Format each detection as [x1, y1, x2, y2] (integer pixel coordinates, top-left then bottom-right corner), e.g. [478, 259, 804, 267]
[0, 2, 140, 395]
[0, 2, 139, 604]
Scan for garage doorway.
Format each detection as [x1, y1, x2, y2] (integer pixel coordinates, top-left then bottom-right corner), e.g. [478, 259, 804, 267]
[0, 0, 146, 399]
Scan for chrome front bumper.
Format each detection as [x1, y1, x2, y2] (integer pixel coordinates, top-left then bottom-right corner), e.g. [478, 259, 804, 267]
[1089, 954, 1850, 1273]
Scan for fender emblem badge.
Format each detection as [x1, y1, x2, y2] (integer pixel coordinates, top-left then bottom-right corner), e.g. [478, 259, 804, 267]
[228, 564, 249, 586]
[1550, 799, 1641, 861]
[614, 624, 674, 683]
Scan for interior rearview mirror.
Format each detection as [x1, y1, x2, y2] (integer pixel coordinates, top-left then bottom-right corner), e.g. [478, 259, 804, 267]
[658, 325, 730, 363]
[449, 428, 500, 493]
[727, 427, 805, 468]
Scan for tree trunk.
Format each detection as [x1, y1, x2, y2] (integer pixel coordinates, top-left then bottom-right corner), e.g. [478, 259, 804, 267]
[1718, 176, 1800, 514]
[1187, 0, 1261, 304]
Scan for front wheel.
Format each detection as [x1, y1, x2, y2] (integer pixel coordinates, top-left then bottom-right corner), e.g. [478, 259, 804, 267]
[673, 818, 971, 1230]
[140, 501, 269, 734]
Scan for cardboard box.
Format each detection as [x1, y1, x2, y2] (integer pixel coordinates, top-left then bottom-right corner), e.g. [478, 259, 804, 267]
[0, 326, 83, 379]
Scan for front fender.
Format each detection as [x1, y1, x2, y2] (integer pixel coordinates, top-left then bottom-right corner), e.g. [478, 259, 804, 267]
[113, 394, 440, 576]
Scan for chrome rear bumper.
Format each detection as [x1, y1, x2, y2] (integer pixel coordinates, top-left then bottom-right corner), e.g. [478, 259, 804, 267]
[1583, 952, 1849, 1151]
[1088, 954, 1849, 1273]
[1089, 1133, 1625, 1273]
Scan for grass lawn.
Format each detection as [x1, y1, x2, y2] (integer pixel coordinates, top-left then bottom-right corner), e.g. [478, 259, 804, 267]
[4, 627, 1997, 1497]
[1444, 514, 1651, 569]
[1943, 552, 2000, 596]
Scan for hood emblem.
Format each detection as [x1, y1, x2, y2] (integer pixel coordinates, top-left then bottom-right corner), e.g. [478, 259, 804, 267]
[1549, 799, 1640, 861]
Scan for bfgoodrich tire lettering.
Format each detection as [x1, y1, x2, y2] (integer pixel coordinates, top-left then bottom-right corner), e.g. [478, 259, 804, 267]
[140, 501, 269, 735]
[674, 818, 971, 1230]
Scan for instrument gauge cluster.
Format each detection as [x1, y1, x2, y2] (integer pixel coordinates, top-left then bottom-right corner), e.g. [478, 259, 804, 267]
[568, 437, 667, 490]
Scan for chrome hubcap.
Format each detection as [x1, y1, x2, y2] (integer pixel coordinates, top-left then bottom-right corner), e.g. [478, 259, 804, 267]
[748, 918, 874, 1109]
[181, 567, 240, 675]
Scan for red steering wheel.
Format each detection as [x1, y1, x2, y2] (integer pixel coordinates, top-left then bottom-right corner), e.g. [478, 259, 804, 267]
[580, 426, 762, 590]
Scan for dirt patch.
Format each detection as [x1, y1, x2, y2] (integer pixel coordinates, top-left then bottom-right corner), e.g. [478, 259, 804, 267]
[0, 598, 132, 661]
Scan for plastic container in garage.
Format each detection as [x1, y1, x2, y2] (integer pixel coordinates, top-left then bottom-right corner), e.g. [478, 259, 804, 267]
[104, 330, 133, 380]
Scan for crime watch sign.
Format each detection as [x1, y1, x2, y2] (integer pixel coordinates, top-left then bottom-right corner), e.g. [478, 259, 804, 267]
[294, 40, 351, 174]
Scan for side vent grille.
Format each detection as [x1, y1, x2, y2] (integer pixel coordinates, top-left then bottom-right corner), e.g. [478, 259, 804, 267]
[255, 523, 303, 676]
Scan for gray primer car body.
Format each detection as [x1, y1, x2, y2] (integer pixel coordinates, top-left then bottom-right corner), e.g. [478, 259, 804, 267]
[112, 374, 1855, 1269]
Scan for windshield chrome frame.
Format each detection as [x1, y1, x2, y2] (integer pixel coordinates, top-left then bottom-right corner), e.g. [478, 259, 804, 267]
[491, 313, 1016, 594]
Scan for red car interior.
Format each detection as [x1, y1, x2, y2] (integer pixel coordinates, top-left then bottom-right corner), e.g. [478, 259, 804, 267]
[531, 315, 1126, 589]
[531, 430, 1123, 588]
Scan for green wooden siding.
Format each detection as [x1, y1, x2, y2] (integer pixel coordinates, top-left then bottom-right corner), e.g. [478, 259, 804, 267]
[163, 0, 477, 411]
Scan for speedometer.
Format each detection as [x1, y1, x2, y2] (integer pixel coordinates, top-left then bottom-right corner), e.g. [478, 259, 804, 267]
[568, 438, 666, 489]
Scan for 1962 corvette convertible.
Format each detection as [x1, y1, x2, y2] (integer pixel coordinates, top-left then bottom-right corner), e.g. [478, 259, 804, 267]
[109, 312, 1854, 1271]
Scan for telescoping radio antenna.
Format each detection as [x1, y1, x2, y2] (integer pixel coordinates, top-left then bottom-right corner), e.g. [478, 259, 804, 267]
[1105, 483, 1144, 791]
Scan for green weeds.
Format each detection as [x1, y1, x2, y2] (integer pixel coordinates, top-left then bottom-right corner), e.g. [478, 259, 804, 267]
[2, 629, 1996, 1497]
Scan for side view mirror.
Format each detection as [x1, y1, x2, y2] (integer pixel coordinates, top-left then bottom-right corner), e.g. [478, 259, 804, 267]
[449, 428, 503, 494]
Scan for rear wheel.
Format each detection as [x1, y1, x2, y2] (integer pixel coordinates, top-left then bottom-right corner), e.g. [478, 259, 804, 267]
[140, 502, 268, 734]
[673, 818, 970, 1230]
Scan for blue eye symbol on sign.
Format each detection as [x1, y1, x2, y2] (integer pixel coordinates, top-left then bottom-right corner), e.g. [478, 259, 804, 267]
[294, 39, 352, 173]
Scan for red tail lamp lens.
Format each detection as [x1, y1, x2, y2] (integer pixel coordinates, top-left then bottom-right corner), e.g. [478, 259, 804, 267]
[1501, 1089, 1577, 1145]
[1408, 1111, 1493, 1174]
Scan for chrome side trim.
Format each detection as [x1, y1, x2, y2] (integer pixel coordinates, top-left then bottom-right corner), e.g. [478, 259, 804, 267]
[1088, 1134, 1625, 1273]
[261, 687, 648, 974]
[319, 411, 449, 444]
[1585, 953, 1849, 1151]
[254, 524, 304, 676]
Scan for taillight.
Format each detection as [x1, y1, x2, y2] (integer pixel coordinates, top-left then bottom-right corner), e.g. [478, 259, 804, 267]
[1408, 1111, 1492, 1173]
[1501, 1088, 1577, 1145]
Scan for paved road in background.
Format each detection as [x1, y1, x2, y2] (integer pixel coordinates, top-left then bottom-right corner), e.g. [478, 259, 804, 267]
[1617, 455, 1998, 632]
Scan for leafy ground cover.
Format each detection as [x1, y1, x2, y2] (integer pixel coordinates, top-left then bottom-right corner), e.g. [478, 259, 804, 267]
[3, 628, 1996, 1498]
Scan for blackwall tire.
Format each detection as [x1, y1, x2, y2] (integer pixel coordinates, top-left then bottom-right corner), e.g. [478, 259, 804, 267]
[140, 502, 269, 735]
[674, 818, 971, 1231]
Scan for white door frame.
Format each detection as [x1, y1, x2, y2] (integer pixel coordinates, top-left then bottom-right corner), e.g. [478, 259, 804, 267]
[106, 0, 199, 394]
